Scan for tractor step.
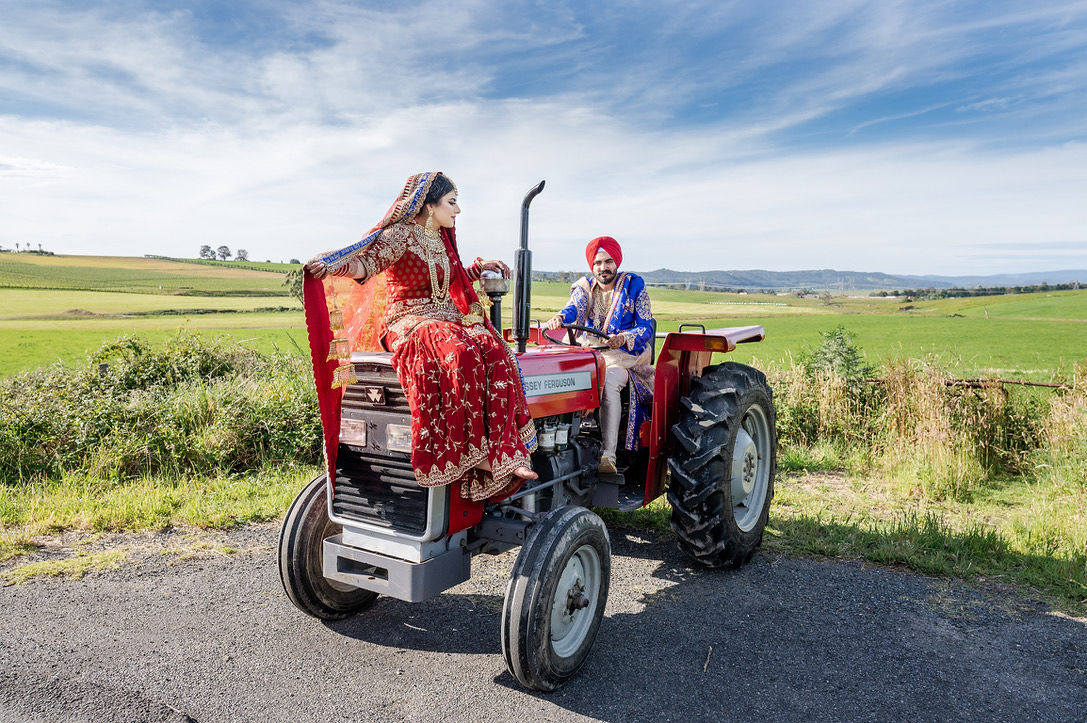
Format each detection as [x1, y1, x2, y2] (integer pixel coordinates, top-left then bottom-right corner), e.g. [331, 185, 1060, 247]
[591, 479, 644, 511]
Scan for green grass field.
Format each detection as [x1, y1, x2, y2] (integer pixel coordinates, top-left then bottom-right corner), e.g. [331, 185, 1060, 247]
[904, 288, 1086, 320]
[720, 314, 1086, 380]
[528, 282, 1086, 377]
[2, 255, 1084, 611]
[1, 255, 1084, 379]
[0, 255, 306, 373]
[0, 254, 291, 294]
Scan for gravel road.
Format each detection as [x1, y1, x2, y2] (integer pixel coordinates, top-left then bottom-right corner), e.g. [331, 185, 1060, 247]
[1, 522, 1084, 722]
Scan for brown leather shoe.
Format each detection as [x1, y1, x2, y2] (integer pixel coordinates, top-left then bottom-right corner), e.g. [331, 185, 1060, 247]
[598, 455, 617, 475]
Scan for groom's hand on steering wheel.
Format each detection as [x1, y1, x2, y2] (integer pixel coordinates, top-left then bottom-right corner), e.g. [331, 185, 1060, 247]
[605, 333, 627, 349]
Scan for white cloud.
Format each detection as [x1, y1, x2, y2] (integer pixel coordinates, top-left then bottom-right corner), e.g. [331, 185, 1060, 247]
[4, 108, 1085, 275]
[1, 1, 1086, 275]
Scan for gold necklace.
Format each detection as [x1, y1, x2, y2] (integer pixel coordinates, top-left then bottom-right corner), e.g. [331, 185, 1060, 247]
[413, 225, 450, 303]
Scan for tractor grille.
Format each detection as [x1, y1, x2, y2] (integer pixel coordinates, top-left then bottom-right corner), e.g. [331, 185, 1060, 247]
[343, 362, 411, 413]
[333, 359, 424, 533]
[333, 448, 427, 534]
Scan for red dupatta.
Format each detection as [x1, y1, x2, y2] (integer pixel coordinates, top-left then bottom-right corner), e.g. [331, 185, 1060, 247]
[303, 171, 495, 483]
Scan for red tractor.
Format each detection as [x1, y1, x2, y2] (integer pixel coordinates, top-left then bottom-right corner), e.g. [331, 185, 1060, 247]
[280, 181, 777, 691]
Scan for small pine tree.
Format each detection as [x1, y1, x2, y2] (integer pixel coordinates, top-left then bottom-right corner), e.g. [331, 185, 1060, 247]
[803, 326, 874, 380]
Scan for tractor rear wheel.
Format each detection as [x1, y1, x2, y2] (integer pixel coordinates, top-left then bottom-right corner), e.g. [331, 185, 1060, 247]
[667, 362, 777, 568]
[279, 475, 378, 620]
[501, 506, 611, 692]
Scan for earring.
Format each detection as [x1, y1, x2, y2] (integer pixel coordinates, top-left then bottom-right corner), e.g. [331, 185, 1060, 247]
[424, 210, 438, 239]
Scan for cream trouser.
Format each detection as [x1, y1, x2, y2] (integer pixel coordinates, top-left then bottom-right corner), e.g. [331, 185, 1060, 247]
[599, 349, 639, 458]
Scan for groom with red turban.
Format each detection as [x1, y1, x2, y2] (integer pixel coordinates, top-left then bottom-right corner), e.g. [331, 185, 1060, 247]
[548, 237, 655, 474]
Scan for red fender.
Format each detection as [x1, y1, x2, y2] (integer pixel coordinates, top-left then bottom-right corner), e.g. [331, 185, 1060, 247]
[643, 326, 764, 504]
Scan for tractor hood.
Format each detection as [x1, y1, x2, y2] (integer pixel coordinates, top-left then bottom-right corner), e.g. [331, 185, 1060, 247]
[516, 346, 604, 417]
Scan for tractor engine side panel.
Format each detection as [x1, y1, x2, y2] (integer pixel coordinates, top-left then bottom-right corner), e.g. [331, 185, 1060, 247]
[516, 346, 603, 417]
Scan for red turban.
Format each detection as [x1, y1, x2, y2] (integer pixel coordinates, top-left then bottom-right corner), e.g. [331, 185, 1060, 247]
[586, 236, 622, 269]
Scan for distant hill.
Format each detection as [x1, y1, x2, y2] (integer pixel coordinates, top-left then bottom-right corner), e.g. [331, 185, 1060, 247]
[633, 268, 1087, 290]
[898, 270, 1087, 287]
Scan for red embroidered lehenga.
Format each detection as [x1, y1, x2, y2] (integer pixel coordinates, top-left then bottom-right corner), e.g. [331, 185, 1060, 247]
[311, 172, 536, 502]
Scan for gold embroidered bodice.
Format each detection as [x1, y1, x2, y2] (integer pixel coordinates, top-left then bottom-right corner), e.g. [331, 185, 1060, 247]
[333, 221, 483, 342]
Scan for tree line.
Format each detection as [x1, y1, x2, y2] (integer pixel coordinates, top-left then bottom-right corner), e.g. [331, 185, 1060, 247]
[871, 281, 1081, 299]
[199, 244, 250, 261]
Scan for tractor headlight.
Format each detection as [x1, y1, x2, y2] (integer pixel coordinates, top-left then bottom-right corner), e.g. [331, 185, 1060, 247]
[385, 423, 413, 454]
[340, 418, 367, 447]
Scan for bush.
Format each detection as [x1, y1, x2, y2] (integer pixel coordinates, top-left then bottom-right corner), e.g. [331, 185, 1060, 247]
[0, 333, 321, 482]
[771, 330, 1058, 501]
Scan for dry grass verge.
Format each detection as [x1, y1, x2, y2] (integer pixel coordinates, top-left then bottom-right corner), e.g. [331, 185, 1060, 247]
[2, 549, 128, 584]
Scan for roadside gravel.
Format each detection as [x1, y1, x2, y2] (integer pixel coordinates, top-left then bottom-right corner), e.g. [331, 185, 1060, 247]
[1, 522, 1084, 722]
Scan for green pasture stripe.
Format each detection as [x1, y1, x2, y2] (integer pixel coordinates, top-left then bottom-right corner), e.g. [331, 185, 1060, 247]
[148, 256, 299, 273]
[0, 254, 289, 294]
[0, 288, 298, 318]
[0, 327, 309, 376]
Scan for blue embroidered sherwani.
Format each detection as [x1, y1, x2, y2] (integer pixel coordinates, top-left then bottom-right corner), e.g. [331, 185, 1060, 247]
[556, 272, 654, 451]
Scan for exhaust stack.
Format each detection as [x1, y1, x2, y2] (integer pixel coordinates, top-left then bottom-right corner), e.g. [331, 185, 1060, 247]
[512, 180, 545, 353]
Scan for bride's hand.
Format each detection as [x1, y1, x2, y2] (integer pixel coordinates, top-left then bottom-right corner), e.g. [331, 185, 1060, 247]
[304, 257, 329, 279]
[478, 259, 510, 278]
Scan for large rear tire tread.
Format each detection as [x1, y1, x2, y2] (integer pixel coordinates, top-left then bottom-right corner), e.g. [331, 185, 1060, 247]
[278, 475, 378, 620]
[501, 506, 611, 692]
[667, 362, 777, 569]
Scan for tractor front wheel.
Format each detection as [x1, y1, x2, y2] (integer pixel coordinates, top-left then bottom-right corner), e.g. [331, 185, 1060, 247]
[667, 362, 777, 568]
[501, 506, 611, 692]
[279, 475, 378, 620]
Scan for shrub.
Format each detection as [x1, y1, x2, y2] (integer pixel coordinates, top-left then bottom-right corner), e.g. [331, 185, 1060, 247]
[770, 330, 1055, 501]
[0, 333, 320, 482]
[1031, 363, 1087, 491]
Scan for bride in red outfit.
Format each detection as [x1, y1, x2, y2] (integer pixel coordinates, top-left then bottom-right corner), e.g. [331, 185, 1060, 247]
[305, 172, 537, 502]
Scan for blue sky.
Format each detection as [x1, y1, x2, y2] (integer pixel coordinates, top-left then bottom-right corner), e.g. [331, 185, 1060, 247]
[1, 0, 1086, 274]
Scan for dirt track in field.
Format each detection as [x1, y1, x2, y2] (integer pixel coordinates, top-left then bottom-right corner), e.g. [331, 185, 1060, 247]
[1, 522, 1085, 723]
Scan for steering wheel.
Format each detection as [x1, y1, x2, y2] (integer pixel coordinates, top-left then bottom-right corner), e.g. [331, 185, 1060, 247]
[555, 323, 610, 347]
